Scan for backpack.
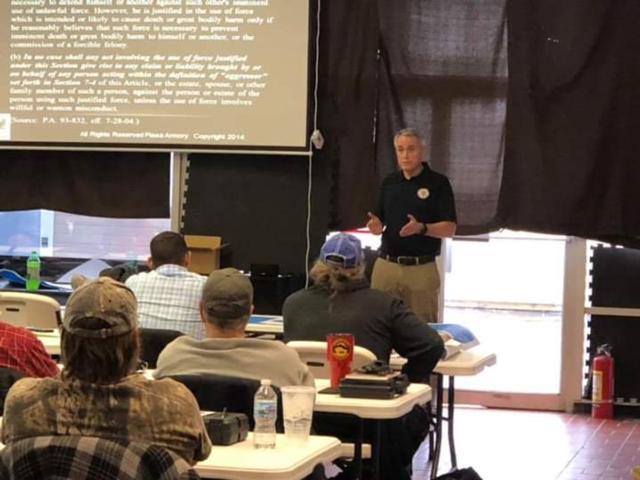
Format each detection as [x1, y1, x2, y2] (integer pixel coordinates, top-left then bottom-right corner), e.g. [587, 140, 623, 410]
[435, 467, 483, 480]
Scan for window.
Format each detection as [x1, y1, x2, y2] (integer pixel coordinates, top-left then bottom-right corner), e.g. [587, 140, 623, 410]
[0, 210, 169, 261]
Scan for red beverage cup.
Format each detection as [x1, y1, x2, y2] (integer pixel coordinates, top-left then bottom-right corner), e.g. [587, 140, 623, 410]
[327, 333, 355, 389]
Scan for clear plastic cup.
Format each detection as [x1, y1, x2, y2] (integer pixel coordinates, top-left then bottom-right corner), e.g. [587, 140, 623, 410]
[281, 385, 316, 444]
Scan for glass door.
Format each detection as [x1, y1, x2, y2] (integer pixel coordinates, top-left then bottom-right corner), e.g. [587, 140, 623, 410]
[443, 230, 572, 410]
[346, 228, 586, 411]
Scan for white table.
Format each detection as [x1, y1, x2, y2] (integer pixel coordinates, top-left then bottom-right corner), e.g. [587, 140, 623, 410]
[0, 429, 340, 480]
[314, 378, 431, 480]
[430, 348, 496, 479]
[196, 433, 341, 480]
[314, 378, 432, 419]
[434, 348, 497, 377]
[37, 317, 284, 354]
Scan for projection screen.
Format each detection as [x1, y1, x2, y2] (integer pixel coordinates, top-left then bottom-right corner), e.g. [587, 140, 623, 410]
[0, 0, 311, 151]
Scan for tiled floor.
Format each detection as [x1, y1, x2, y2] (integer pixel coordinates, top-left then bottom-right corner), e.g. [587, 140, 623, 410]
[412, 407, 640, 480]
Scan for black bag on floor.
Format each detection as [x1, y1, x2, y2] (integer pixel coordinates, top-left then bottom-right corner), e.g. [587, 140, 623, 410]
[435, 467, 483, 480]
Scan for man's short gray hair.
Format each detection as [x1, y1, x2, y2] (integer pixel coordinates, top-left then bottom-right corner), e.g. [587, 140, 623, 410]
[394, 128, 425, 146]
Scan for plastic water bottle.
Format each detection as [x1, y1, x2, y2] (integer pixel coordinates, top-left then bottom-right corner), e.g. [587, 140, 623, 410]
[253, 379, 277, 449]
[26, 251, 41, 291]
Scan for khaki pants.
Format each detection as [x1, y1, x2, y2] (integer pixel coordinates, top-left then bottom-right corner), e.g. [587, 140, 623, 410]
[371, 257, 440, 322]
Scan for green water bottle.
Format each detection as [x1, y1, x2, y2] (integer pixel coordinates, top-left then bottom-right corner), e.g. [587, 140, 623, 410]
[26, 251, 41, 291]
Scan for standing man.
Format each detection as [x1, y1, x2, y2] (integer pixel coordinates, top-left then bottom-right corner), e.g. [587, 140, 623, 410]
[367, 128, 457, 322]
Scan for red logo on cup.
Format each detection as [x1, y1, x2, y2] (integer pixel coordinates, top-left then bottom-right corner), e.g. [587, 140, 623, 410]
[327, 334, 354, 389]
[330, 338, 353, 361]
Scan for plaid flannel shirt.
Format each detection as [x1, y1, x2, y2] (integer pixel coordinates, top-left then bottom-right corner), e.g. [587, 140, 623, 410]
[125, 265, 207, 339]
[2, 374, 212, 465]
[0, 435, 200, 480]
[0, 322, 58, 378]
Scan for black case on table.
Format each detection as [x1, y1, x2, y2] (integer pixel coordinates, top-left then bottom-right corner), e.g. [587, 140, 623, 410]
[339, 372, 410, 399]
[202, 412, 250, 446]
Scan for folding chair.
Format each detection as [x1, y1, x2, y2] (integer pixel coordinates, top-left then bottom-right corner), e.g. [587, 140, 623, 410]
[139, 328, 184, 369]
[286, 340, 377, 378]
[170, 373, 284, 431]
[0, 292, 60, 330]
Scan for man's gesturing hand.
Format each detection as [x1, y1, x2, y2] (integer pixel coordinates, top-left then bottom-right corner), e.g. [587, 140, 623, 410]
[366, 212, 384, 235]
[399, 214, 425, 237]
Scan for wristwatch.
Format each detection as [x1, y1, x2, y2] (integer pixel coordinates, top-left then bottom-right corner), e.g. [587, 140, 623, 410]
[418, 223, 427, 235]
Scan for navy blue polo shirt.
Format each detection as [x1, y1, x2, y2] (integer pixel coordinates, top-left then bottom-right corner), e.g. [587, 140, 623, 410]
[375, 163, 457, 257]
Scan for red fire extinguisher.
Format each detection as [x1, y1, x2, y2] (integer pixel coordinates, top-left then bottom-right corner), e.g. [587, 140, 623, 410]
[592, 344, 614, 419]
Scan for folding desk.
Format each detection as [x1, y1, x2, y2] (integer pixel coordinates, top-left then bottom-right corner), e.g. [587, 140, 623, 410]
[431, 348, 497, 478]
[36, 314, 285, 356]
[36, 316, 492, 478]
[314, 378, 432, 480]
[0, 429, 340, 480]
[188, 379, 431, 480]
[196, 433, 341, 480]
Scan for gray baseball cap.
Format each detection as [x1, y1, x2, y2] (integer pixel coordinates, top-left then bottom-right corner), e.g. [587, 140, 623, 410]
[62, 277, 137, 338]
[202, 268, 253, 320]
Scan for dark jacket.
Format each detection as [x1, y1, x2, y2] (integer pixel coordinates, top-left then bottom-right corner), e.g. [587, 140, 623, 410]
[283, 279, 444, 382]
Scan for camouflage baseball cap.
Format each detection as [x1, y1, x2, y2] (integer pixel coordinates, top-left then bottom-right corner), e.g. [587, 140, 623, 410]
[62, 277, 137, 338]
[202, 268, 253, 319]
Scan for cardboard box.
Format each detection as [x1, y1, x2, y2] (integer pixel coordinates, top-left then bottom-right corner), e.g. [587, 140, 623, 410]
[184, 235, 223, 275]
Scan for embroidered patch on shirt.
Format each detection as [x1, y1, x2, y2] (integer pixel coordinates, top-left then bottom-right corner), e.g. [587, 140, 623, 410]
[417, 188, 430, 199]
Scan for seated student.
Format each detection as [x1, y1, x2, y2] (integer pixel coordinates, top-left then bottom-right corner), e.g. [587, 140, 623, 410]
[154, 267, 314, 388]
[2, 277, 211, 466]
[0, 321, 58, 378]
[126, 231, 206, 339]
[283, 233, 445, 480]
[0, 321, 59, 412]
[283, 232, 444, 382]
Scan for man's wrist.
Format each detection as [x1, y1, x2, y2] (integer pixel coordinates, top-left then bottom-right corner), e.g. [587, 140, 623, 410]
[418, 223, 427, 235]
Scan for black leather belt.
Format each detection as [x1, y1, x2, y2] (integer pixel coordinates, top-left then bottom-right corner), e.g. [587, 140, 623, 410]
[381, 254, 435, 265]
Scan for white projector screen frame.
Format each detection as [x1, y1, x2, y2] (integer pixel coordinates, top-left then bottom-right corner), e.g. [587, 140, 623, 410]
[0, 0, 312, 152]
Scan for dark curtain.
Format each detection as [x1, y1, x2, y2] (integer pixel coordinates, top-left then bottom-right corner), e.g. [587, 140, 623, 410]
[501, 0, 640, 240]
[374, 0, 508, 235]
[5, 0, 640, 245]
[183, 153, 329, 274]
[318, 0, 379, 230]
[0, 151, 169, 218]
[184, 1, 382, 267]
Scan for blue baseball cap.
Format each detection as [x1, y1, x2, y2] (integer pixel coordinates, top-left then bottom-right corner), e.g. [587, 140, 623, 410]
[320, 233, 363, 269]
